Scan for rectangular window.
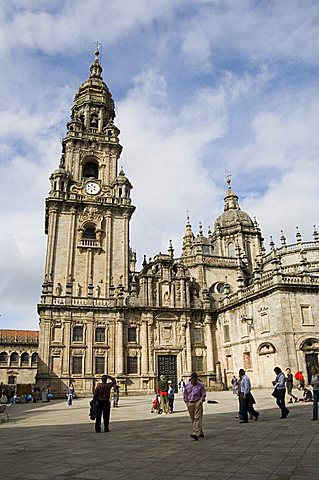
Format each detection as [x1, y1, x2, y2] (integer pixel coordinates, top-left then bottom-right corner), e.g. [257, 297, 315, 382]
[95, 327, 105, 343]
[73, 326, 83, 342]
[223, 324, 230, 343]
[72, 357, 82, 375]
[128, 327, 137, 343]
[8, 375, 16, 385]
[243, 352, 252, 371]
[261, 312, 270, 333]
[301, 305, 314, 326]
[127, 356, 138, 374]
[193, 356, 204, 372]
[193, 328, 203, 344]
[95, 357, 105, 374]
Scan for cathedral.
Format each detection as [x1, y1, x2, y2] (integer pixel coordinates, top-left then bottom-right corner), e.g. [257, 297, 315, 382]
[37, 50, 319, 396]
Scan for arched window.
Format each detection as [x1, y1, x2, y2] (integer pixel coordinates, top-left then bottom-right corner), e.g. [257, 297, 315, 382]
[0, 351, 8, 364]
[31, 353, 38, 365]
[228, 242, 235, 257]
[10, 352, 19, 366]
[83, 226, 96, 239]
[21, 352, 29, 366]
[83, 161, 98, 179]
[90, 114, 98, 127]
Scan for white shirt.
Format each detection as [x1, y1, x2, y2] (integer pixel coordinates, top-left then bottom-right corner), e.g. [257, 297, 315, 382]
[240, 375, 251, 395]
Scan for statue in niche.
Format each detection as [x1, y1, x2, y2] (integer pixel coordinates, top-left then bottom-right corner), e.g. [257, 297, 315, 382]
[96, 285, 101, 297]
[77, 283, 82, 296]
[55, 283, 62, 295]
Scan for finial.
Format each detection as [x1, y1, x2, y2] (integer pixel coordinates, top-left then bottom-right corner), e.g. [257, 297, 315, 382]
[208, 226, 212, 237]
[168, 240, 174, 258]
[224, 165, 231, 189]
[90, 42, 103, 79]
[280, 230, 286, 246]
[142, 255, 147, 267]
[199, 222, 203, 235]
[269, 236, 275, 251]
[296, 226, 302, 243]
[313, 225, 319, 242]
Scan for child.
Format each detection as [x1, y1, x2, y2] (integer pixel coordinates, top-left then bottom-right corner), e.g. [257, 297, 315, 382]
[168, 381, 174, 413]
[151, 394, 162, 414]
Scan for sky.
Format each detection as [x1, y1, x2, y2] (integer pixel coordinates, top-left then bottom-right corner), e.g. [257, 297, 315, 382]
[1, 0, 319, 330]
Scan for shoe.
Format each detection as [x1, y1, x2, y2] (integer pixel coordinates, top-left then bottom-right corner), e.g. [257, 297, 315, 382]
[239, 420, 248, 423]
[311, 418, 318, 421]
[288, 400, 293, 404]
[190, 434, 198, 440]
[95, 429, 101, 433]
[249, 415, 254, 420]
[199, 433, 205, 437]
[294, 398, 298, 403]
[235, 414, 240, 418]
[104, 428, 110, 432]
[255, 412, 259, 421]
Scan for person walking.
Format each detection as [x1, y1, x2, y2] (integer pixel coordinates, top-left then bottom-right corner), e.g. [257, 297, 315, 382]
[238, 369, 259, 423]
[157, 375, 169, 414]
[310, 365, 319, 421]
[112, 383, 119, 408]
[168, 381, 175, 413]
[66, 383, 75, 407]
[183, 372, 206, 440]
[273, 367, 289, 419]
[93, 374, 116, 433]
[285, 368, 298, 404]
[178, 378, 186, 398]
[231, 375, 238, 395]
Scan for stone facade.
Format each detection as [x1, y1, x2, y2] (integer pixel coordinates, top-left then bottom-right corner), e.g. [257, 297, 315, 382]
[37, 50, 319, 397]
[0, 330, 38, 386]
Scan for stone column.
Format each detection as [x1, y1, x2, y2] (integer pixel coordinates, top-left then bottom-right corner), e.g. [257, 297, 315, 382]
[105, 212, 112, 293]
[86, 320, 93, 375]
[204, 315, 214, 373]
[38, 318, 51, 374]
[185, 320, 192, 374]
[140, 319, 149, 374]
[62, 320, 71, 375]
[45, 206, 58, 280]
[123, 213, 129, 290]
[115, 316, 124, 375]
[65, 206, 76, 285]
[148, 319, 155, 375]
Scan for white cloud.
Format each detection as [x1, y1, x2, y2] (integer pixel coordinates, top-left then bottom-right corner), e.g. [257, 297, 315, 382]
[0, 0, 319, 329]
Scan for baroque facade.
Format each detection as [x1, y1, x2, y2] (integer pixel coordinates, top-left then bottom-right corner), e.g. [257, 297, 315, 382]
[37, 50, 319, 396]
[0, 330, 38, 386]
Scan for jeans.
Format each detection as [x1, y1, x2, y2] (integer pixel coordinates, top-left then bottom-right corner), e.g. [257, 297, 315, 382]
[276, 388, 289, 417]
[313, 390, 318, 419]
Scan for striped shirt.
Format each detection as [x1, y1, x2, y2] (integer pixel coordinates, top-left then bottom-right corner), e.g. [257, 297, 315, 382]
[93, 378, 116, 401]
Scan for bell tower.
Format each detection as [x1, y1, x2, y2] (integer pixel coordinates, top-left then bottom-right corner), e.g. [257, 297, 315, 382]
[37, 50, 135, 394]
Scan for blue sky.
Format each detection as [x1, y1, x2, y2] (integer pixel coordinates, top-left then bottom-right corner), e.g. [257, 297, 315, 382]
[1, 0, 319, 329]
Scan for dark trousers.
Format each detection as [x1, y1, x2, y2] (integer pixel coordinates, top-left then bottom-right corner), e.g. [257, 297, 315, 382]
[276, 388, 289, 417]
[95, 399, 111, 432]
[241, 393, 258, 421]
[168, 397, 174, 412]
[313, 390, 318, 420]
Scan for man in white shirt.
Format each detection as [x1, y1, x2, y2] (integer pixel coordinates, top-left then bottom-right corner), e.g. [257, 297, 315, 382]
[238, 368, 259, 423]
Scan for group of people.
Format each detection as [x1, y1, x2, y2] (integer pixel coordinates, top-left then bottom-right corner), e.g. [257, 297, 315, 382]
[231, 365, 319, 422]
[89, 363, 319, 436]
[151, 375, 175, 414]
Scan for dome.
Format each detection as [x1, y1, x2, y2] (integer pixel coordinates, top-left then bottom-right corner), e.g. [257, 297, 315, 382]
[214, 179, 254, 229]
[215, 209, 254, 229]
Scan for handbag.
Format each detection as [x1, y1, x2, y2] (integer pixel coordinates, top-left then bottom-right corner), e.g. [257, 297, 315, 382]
[271, 388, 278, 398]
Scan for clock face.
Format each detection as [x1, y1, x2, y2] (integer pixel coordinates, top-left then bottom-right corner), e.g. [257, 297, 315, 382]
[85, 181, 100, 195]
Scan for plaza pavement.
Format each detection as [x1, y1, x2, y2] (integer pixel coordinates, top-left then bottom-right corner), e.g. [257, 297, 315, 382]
[1, 389, 318, 480]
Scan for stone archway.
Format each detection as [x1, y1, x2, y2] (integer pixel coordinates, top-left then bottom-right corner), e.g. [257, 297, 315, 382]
[257, 342, 276, 387]
[300, 337, 319, 383]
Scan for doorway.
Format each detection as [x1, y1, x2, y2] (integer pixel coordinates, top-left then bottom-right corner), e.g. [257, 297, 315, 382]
[157, 355, 177, 392]
[305, 353, 318, 383]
